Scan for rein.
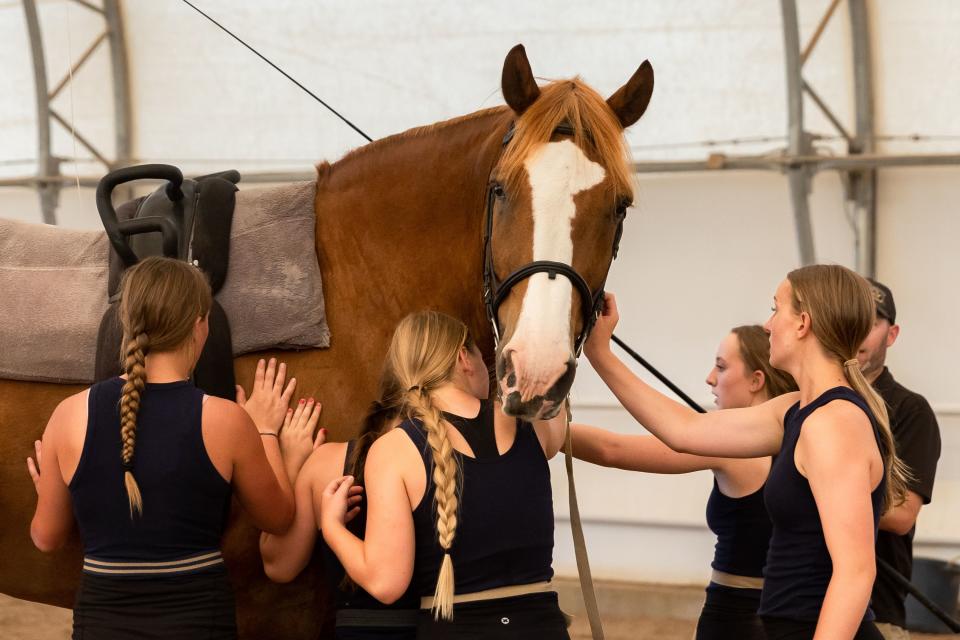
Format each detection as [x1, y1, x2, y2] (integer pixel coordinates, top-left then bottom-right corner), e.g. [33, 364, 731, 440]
[481, 122, 625, 356]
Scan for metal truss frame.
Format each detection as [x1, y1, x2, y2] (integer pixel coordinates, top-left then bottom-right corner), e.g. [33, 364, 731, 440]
[20, 0, 130, 224]
[629, 0, 960, 276]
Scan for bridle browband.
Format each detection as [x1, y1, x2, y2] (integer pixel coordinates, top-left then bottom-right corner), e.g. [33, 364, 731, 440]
[481, 122, 626, 357]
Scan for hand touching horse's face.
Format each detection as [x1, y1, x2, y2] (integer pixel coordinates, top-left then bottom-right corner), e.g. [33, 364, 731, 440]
[490, 45, 654, 420]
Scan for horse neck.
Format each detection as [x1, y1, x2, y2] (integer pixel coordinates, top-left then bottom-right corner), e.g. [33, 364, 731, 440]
[316, 109, 510, 338]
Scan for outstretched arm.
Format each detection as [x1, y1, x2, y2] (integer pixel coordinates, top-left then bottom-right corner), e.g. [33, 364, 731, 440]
[260, 457, 321, 582]
[260, 439, 361, 584]
[584, 294, 791, 458]
[571, 424, 727, 473]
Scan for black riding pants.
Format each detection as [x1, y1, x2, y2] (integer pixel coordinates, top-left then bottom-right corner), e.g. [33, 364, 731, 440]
[416, 592, 569, 640]
[695, 583, 765, 640]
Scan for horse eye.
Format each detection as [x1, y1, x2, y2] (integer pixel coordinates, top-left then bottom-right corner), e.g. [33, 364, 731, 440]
[615, 200, 631, 219]
[493, 184, 506, 199]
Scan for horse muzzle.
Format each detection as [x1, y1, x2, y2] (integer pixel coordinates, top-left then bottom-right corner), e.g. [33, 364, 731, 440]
[496, 349, 577, 420]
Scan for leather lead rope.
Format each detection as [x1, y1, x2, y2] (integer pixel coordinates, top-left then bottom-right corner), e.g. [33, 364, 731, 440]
[564, 404, 605, 639]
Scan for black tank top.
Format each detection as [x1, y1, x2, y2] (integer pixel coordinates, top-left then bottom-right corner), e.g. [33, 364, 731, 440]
[759, 387, 886, 621]
[399, 400, 554, 597]
[69, 377, 231, 562]
[705, 477, 772, 578]
[320, 440, 418, 612]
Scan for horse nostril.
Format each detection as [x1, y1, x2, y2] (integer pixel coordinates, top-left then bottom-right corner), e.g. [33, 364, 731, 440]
[497, 349, 516, 382]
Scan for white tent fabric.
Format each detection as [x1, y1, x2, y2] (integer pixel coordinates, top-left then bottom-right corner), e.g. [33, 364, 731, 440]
[3, 1, 959, 179]
[1, 0, 958, 584]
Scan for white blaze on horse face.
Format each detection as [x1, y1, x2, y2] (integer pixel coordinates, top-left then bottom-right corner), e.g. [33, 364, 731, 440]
[503, 140, 606, 401]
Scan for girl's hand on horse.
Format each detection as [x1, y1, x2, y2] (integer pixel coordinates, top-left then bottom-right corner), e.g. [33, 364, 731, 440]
[343, 484, 363, 525]
[26, 439, 41, 494]
[320, 476, 361, 529]
[584, 292, 620, 362]
[280, 398, 325, 482]
[235, 358, 296, 435]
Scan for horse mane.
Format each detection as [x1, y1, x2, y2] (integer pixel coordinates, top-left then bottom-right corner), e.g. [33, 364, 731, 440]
[497, 77, 633, 199]
[335, 106, 509, 164]
[330, 77, 632, 200]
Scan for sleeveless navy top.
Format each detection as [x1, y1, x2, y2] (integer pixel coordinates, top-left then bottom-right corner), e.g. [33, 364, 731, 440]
[399, 401, 554, 597]
[759, 387, 886, 621]
[320, 440, 418, 612]
[705, 477, 772, 579]
[69, 377, 231, 564]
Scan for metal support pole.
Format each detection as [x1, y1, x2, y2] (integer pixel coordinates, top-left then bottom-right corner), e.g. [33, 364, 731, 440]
[18, 0, 134, 224]
[849, 0, 877, 277]
[780, 0, 816, 265]
[104, 0, 132, 169]
[104, 0, 134, 205]
[22, 0, 60, 224]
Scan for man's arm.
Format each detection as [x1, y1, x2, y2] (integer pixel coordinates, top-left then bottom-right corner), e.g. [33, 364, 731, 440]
[879, 490, 923, 536]
[879, 392, 941, 535]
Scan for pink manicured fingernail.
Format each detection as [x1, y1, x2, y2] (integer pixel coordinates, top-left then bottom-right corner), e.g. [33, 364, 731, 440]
[299, 399, 305, 404]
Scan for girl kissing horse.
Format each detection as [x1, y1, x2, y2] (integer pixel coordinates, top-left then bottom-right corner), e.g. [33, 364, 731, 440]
[0, 45, 653, 638]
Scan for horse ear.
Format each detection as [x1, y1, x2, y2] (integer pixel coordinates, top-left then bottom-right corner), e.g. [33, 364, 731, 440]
[502, 44, 541, 115]
[606, 60, 654, 129]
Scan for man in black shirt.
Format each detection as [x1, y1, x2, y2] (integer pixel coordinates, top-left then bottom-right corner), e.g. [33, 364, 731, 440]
[857, 278, 942, 640]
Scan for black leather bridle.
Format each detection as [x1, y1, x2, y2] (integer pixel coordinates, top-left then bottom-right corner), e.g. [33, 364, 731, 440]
[481, 122, 627, 357]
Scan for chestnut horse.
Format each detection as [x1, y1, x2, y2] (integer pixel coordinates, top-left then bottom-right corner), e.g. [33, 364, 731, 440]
[0, 45, 653, 638]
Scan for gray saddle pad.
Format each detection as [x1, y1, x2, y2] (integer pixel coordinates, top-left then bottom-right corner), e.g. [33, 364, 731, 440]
[0, 180, 330, 384]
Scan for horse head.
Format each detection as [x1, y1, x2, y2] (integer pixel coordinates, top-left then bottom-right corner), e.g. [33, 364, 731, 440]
[487, 44, 653, 420]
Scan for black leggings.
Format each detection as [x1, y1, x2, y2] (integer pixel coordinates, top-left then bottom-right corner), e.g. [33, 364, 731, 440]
[695, 584, 765, 640]
[416, 592, 569, 640]
[72, 570, 236, 640]
[762, 616, 884, 640]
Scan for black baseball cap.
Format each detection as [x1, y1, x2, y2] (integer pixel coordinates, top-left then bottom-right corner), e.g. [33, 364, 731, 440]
[867, 278, 896, 324]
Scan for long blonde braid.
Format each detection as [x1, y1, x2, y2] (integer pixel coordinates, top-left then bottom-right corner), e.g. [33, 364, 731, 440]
[116, 257, 212, 519]
[386, 310, 475, 621]
[119, 319, 148, 517]
[407, 386, 460, 620]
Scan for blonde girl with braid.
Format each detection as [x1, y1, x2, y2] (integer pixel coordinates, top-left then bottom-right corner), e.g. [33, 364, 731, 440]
[583, 265, 911, 640]
[27, 257, 315, 640]
[320, 311, 570, 639]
